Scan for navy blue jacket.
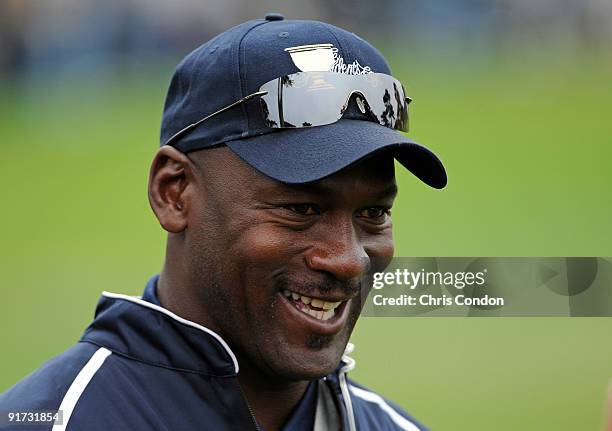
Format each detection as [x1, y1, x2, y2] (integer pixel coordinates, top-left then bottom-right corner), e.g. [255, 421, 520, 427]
[1, 277, 427, 431]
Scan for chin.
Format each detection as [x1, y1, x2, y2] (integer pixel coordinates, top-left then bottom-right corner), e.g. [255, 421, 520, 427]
[266, 336, 348, 381]
[275, 361, 341, 382]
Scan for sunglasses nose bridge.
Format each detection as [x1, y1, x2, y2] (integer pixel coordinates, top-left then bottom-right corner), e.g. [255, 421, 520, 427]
[342, 90, 368, 114]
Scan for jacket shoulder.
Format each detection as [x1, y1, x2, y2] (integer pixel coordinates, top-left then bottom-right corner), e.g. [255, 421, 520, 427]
[0, 342, 101, 412]
[348, 378, 428, 431]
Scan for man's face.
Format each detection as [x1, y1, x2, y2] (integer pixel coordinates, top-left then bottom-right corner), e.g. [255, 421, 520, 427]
[185, 147, 396, 381]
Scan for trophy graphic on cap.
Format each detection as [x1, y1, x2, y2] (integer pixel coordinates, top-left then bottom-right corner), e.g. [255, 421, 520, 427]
[284, 44, 335, 72]
[284, 44, 337, 92]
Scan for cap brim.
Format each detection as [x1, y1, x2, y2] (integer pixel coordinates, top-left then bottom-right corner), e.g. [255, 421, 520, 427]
[225, 119, 447, 188]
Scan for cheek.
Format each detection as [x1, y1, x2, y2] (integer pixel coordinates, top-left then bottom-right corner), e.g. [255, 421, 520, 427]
[376, 236, 395, 258]
[226, 226, 300, 314]
[364, 231, 395, 265]
[232, 225, 303, 268]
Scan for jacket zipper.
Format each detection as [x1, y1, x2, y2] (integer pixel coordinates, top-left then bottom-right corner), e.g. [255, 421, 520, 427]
[234, 379, 262, 431]
[234, 344, 357, 431]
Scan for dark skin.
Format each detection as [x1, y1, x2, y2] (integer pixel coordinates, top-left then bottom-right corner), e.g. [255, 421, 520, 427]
[148, 145, 397, 431]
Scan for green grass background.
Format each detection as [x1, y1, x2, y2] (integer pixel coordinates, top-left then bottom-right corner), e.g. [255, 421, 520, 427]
[1, 46, 611, 430]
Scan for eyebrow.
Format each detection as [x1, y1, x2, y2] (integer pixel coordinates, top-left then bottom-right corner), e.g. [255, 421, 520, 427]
[275, 182, 398, 201]
[375, 184, 398, 200]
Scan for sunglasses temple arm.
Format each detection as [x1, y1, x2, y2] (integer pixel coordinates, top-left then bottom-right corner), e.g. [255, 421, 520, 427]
[163, 90, 268, 147]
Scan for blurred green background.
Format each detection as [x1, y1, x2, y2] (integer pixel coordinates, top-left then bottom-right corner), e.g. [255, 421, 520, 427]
[1, 2, 612, 430]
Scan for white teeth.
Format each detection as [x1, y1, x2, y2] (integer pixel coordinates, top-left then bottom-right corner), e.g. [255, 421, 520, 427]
[321, 309, 334, 320]
[322, 301, 341, 310]
[304, 307, 335, 321]
[310, 298, 324, 308]
[282, 289, 343, 321]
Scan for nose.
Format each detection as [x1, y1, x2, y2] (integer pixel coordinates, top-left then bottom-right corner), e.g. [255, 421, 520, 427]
[305, 221, 369, 281]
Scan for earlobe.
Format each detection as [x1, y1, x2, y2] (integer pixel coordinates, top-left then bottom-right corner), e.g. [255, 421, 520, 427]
[148, 146, 193, 233]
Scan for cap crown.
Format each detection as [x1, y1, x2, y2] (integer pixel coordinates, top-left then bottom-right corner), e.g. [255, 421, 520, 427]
[161, 16, 393, 151]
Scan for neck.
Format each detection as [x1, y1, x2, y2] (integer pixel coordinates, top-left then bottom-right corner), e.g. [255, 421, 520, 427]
[156, 241, 220, 332]
[237, 357, 310, 431]
[157, 249, 311, 431]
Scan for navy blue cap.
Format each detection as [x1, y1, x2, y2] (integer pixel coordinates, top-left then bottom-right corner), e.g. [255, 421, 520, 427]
[160, 15, 447, 188]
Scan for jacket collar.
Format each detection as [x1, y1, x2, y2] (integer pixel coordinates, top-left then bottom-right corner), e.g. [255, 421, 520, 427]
[82, 275, 357, 430]
[81, 275, 239, 377]
[81, 275, 355, 385]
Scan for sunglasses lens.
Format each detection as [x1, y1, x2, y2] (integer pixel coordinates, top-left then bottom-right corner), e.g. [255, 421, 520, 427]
[260, 72, 409, 132]
[360, 73, 409, 132]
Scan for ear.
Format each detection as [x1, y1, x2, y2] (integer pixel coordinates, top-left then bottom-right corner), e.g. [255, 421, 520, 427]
[148, 145, 195, 233]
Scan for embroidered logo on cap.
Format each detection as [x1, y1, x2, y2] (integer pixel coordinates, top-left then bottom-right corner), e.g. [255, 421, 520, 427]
[285, 44, 372, 75]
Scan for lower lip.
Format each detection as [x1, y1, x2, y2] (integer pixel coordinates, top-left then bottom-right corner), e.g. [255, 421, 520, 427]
[278, 292, 350, 336]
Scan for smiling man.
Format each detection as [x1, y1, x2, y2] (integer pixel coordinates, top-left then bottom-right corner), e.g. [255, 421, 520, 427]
[0, 15, 446, 431]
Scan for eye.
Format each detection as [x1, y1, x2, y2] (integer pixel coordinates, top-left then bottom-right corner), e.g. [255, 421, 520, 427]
[283, 203, 321, 216]
[356, 206, 391, 220]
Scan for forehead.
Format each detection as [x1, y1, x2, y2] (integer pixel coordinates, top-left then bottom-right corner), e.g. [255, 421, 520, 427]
[191, 146, 396, 200]
[262, 159, 397, 211]
[294, 152, 396, 196]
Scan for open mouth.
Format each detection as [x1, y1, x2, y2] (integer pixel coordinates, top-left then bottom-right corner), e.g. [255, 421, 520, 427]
[281, 289, 345, 321]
